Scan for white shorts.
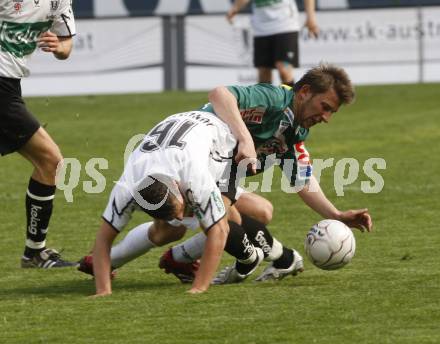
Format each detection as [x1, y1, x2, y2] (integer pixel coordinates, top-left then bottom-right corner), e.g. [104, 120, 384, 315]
[103, 182, 246, 232]
[102, 180, 139, 232]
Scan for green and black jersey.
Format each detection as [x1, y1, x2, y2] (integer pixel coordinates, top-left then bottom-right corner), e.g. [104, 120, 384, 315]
[200, 83, 312, 187]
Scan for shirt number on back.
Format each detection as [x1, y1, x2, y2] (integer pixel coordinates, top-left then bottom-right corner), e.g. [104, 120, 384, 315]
[141, 120, 196, 152]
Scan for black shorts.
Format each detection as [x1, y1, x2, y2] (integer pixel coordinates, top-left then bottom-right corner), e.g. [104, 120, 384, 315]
[0, 77, 40, 156]
[220, 159, 240, 205]
[219, 151, 261, 205]
[254, 31, 299, 69]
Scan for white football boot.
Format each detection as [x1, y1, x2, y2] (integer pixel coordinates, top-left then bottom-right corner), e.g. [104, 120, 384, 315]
[255, 249, 304, 282]
[212, 248, 264, 285]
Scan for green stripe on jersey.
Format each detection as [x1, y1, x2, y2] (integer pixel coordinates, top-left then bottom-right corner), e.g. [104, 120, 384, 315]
[0, 20, 53, 58]
[254, 0, 283, 8]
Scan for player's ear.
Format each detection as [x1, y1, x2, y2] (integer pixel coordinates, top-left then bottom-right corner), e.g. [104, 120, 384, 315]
[298, 84, 311, 100]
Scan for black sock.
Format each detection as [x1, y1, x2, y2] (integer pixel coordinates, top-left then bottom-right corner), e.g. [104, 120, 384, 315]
[273, 247, 294, 269]
[224, 221, 255, 261]
[224, 221, 259, 275]
[24, 178, 56, 258]
[240, 214, 274, 259]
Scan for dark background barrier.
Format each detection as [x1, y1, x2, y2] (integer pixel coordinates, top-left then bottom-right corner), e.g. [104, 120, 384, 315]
[73, 0, 440, 18]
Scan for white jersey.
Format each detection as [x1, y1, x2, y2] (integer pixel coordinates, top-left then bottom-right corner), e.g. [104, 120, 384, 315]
[251, 0, 300, 37]
[0, 0, 75, 78]
[105, 111, 237, 231]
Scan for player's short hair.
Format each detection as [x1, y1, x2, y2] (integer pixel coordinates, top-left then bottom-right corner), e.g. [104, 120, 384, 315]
[294, 63, 355, 105]
[137, 177, 178, 220]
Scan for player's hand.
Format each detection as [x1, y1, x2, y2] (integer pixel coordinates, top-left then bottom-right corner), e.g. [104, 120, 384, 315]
[304, 17, 319, 38]
[226, 8, 238, 24]
[38, 31, 62, 53]
[187, 287, 206, 294]
[337, 209, 372, 232]
[89, 291, 112, 298]
[236, 140, 258, 175]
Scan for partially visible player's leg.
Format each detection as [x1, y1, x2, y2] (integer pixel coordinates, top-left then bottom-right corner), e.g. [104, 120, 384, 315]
[161, 192, 300, 283]
[212, 220, 264, 284]
[1, 77, 71, 268]
[275, 61, 294, 86]
[18, 126, 72, 266]
[160, 217, 264, 284]
[233, 192, 304, 281]
[273, 31, 299, 87]
[110, 219, 186, 268]
[254, 35, 274, 83]
[234, 191, 273, 225]
[160, 187, 270, 282]
[80, 218, 188, 276]
[258, 68, 273, 84]
[162, 194, 269, 269]
[239, 214, 304, 281]
[110, 222, 155, 268]
[19, 127, 62, 185]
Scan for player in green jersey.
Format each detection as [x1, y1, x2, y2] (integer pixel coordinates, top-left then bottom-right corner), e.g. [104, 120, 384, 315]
[0, 0, 76, 268]
[79, 64, 372, 286]
[160, 63, 373, 283]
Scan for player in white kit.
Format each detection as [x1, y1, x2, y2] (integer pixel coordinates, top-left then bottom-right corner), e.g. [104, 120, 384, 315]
[0, 0, 76, 267]
[227, 0, 319, 86]
[92, 111, 266, 296]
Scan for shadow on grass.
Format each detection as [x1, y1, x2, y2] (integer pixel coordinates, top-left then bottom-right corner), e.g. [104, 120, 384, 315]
[0, 276, 184, 299]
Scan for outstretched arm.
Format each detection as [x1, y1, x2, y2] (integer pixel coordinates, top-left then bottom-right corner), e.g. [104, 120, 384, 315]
[298, 175, 373, 232]
[208, 86, 257, 174]
[226, 0, 251, 23]
[189, 216, 230, 293]
[92, 221, 119, 297]
[303, 0, 319, 38]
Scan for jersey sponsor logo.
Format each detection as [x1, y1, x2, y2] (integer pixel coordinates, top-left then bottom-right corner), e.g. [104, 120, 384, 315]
[256, 137, 288, 158]
[34, 0, 41, 7]
[13, 0, 23, 13]
[211, 190, 224, 214]
[0, 21, 52, 57]
[185, 188, 225, 229]
[28, 204, 43, 235]
[239, 107, 266, 124]
[242, 233, 255, 257]
[254, 0, 283, 8]
[184, 189, 204, 222]
[254, 231, 271, 254]
[51, 0, 59, 11]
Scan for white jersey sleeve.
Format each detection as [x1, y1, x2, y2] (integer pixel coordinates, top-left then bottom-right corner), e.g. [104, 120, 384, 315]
[51, 0, 76, 37]
[180, 164, 227, 231]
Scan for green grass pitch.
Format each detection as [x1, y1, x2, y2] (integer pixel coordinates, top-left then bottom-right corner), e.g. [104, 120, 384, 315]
[0, 84, 439, 343]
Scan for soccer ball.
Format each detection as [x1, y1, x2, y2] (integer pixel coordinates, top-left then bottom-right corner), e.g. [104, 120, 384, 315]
[304, 219, 356, 270]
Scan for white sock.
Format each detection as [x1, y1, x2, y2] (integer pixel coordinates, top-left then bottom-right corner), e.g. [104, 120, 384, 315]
[265, 237, 284, 262]
[171, 232, 206, 263]
[110, 222, 155, 268]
